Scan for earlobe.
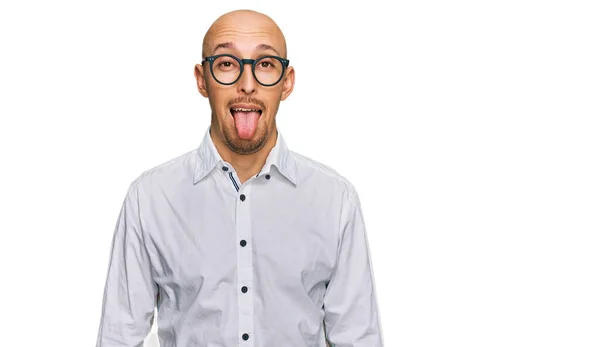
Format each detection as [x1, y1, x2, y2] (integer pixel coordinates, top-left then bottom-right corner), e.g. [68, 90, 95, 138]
[280, 66, 295, 101]
[194, 64, 209, 98]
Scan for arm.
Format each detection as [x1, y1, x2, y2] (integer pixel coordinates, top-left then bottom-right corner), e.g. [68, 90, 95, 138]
[95, 182, 158, 347]
[323, 188, 384, 347]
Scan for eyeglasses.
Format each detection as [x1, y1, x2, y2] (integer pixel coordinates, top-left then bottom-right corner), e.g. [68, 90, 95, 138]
[201, 54, 290, 87]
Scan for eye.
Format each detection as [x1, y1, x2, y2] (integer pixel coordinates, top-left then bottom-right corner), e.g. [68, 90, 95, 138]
[256, 58, 277, 69]
[214, 56, 239, 71]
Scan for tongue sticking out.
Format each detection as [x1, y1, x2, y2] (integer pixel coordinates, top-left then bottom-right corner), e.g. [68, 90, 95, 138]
[233, 110, 261, 139]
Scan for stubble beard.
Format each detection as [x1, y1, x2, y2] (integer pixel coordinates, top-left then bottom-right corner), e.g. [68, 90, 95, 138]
[222, 119, 269, 155]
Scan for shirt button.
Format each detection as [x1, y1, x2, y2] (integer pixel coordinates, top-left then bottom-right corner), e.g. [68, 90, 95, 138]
[240, 194, 246, 201]
[241, 286, 248, 293]
[242, 333, 249, 341]
[240, 240, 247, 247]
[222, 166, 229, 171]
[265, 174, 271, 180]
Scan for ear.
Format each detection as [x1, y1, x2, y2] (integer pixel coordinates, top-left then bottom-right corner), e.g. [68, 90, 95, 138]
[194, 63, 209, 98]
[280, 66, 295, 101]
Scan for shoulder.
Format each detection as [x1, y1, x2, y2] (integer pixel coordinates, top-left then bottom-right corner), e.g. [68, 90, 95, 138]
[127, 148, 198, 195]
[289, 150, 361, 205]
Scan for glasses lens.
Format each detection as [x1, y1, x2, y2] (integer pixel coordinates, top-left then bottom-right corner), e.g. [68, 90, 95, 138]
[212, 56, 241, 84]
[254, 57, 284, 85]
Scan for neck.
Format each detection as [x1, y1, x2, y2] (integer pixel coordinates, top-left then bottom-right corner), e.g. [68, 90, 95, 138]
[210, 125, 277, 184]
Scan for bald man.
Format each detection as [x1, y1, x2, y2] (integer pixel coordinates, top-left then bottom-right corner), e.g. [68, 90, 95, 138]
[96, 9, 384, 347]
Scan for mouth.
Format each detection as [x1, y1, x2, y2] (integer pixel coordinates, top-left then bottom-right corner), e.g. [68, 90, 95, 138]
[229, 105, 263, 119]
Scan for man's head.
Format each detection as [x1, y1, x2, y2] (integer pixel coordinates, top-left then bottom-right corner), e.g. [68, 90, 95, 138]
[195, 10, 295, 155]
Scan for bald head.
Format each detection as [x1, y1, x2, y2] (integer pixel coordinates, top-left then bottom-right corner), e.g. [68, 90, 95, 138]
[194, 9, 295, 158]
[202, 10, 287, 59]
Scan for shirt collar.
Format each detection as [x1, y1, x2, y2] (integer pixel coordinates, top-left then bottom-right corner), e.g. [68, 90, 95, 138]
[193, 125, 297, 185]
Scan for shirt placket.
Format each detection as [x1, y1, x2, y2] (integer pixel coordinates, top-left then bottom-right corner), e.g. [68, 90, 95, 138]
[234, 173, 254, 347]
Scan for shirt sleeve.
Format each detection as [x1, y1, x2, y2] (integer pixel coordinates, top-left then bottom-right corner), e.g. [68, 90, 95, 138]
[323, 187, 384, 347]
[96, 181, 158, 347]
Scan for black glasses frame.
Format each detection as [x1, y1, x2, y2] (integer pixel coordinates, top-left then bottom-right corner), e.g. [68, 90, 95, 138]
[201, 54, 290, 87]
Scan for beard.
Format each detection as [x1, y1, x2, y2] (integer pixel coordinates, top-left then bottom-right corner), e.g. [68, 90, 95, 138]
[224, 124, 268, 155]
[215, 113, 270, 155]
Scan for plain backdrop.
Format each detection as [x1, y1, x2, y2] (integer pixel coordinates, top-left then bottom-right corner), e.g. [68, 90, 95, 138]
[1, 0, 599, 346]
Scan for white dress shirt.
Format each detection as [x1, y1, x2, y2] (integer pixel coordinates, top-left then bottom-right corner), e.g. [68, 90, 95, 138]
[96, 125, 384, 347]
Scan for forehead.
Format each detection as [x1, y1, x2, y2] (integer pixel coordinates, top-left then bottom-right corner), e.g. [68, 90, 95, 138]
[207, 18, 285, 55]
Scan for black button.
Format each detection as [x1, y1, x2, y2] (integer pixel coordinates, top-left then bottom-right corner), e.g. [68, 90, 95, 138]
[222, 166, 229, 171]
[241, 286, 248, 293]
[265, 174, 271, 180]
[240, 240, 247, 247]
[242, 333, 249, 340]
[240, 194, 246, 201]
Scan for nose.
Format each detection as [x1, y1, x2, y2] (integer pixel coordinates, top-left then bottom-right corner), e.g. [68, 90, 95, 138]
[237, 64, 257, 95]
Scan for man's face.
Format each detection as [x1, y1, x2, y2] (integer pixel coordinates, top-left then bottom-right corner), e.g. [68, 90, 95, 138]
[195, 13, 294, 155]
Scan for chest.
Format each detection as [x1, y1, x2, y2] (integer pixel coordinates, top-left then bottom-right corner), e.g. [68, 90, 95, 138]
[141, 188, 340, 292]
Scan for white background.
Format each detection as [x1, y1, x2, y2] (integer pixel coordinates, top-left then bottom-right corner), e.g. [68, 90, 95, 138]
[1, 0, 599, 346]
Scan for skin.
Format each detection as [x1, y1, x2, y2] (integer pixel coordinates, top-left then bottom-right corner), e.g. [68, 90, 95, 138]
[194, 10, 295, 184]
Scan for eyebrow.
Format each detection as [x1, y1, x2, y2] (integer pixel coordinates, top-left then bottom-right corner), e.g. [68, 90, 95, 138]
[212, 42, 281, 56]
[213, 42, 234, 53]
[255, 43, 280, 56]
